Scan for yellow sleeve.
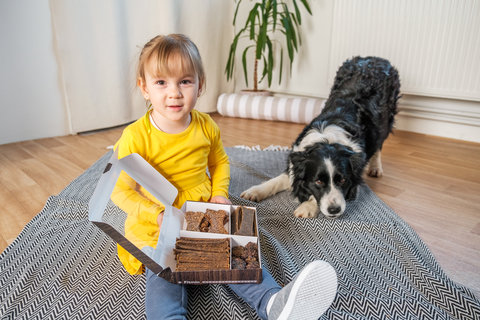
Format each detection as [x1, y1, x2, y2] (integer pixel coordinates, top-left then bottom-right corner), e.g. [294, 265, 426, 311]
[110, 171, 165, 226]
[112, 125, 165, 226]
[207, 120, 230, 199]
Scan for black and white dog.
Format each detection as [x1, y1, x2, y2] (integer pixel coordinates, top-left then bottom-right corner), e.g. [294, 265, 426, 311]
[241, 56, 401, 218]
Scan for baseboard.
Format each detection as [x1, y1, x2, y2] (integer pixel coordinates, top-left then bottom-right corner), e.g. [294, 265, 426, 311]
[396, 95, 480, 143]
[216, 92, 480, 144]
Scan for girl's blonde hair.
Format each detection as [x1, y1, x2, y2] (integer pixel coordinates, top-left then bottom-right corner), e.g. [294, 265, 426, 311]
[137, 34, 206, 92]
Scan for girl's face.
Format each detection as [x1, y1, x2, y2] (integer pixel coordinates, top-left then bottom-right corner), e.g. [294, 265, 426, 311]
[139, 55, 201, 134]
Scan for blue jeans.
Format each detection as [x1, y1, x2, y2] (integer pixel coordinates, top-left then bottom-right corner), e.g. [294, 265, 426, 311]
[145, 269, 281, 320]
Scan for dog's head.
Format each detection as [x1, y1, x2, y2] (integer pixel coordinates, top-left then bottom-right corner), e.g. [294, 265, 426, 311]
[288, 143, 366, 218]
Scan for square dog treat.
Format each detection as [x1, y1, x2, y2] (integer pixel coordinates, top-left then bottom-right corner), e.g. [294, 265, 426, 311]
[185, 211, 205, 232]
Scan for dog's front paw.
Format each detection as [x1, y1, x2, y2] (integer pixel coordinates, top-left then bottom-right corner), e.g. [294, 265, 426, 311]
[367, 165, 383, 177]
[367, 151, 383, 177]
[294, 200, 319, 218]
[240, 185, 267, 202]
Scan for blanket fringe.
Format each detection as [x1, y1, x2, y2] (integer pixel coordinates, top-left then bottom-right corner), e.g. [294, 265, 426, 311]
[233, 145, 290, 151]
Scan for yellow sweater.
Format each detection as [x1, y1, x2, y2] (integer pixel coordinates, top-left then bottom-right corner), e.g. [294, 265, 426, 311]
[112, 110, 230, 274]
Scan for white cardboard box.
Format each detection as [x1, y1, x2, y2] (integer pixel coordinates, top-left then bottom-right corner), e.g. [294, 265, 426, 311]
[88, 151, 262, 284]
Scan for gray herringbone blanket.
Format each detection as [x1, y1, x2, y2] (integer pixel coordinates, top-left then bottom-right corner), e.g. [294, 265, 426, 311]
[1, 148, 479, 319]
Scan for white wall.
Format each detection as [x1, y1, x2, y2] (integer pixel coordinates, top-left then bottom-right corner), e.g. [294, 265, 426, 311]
[0, 0, 234, 145]
[0, 0, 68, 145]
[230, 0, 480, 143]
[1, 0, 479, 145]
[49, 0, 233, 135]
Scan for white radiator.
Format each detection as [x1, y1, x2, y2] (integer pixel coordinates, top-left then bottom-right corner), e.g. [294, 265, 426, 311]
[328, 0, 480, 102]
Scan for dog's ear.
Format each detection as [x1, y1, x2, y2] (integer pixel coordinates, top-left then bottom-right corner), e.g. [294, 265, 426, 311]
[349, 151, 366, 180]
[346, 185, 358, 201]
[288, 151, 312, 202]
[288, 151, 308, 179]
[346, 151, 365, 201]
[336, 146, 366, 180]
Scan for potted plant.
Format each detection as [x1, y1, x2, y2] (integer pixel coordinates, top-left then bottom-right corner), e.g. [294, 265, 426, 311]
[225, 0, 312, 94]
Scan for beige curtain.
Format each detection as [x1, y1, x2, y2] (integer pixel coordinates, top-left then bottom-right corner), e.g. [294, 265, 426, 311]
[50, 0, 234, 133]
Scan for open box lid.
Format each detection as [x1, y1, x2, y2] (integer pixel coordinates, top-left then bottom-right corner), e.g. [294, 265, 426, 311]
[88, 150, 183, 280]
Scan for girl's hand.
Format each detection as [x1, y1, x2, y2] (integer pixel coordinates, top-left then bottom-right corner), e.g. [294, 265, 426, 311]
[210, 195, 232, 205]
[157, 210, 164, 228]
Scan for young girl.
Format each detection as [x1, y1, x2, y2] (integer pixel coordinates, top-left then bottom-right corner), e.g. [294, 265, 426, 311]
[113, 34, 338, 320]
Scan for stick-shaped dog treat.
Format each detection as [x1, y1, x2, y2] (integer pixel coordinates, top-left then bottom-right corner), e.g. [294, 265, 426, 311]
[234, 207, 255, 236]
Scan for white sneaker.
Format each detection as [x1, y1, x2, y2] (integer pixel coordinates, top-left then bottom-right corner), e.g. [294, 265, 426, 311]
[267, 260, 338, 320]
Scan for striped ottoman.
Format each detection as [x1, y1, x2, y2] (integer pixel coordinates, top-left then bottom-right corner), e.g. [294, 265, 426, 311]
[216, 93, 325, 124]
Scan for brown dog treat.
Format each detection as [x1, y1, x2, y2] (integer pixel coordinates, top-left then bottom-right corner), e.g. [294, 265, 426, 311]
[175, 237, 229, 253]
[231, 242, 260, 270]
[174, 237, 230, 271]
[180, 238, 227, 249]
[175, 251, 228, 262]
[245, 242, 258, 256]
[177, 237, 229, 244]
[232, 257, 247, 270]
[199, 218, 210, 232]
[246, 260, 260, 269]
[234, 207, 256, 236]
[231, 206, 241, 234]
[232, 246, 246, 258]
[176, 260, 230, 271]
[185, 211, 205, 231]
[175, 257, 230, 271]
[245, 255, 258, 264]
[205, 209, 228, 234]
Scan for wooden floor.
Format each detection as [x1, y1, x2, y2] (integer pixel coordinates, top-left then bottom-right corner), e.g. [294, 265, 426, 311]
[1, 113, 479, 297]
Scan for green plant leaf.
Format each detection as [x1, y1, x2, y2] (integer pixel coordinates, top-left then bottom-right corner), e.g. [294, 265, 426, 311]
[289, 12, 300, 50]
[266, 37, 273, 86]
[278, 47, 284, 85]
[225, 40, 237, 79]
[291, 11, 299, 27]
[225, 48, 234, 79]
[281, 16, 294, 63]
[233, 0, 243, 26]
[281, 12, 297, 55]
[289, 14, 299, 51]
[225, 27, 246, 80]
[299, 0, 312, 15]
[226, 0, 312, 89]
[256, 5, 269, 59]
[260, 56, 268, 83]
[242, 45, 254, 87]
[279, 4, 298, 52]
[247, 5, 258, 40]
[293, 0, 301, 24]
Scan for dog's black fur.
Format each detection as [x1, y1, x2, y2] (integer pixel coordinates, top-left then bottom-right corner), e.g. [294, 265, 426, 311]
[241, 56, 401, 218]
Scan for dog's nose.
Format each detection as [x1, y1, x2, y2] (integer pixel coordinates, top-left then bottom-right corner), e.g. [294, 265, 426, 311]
[327, 205, 341, 215]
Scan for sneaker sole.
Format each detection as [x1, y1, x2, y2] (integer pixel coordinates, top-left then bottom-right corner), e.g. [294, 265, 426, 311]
[277, 260, 338, 320]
